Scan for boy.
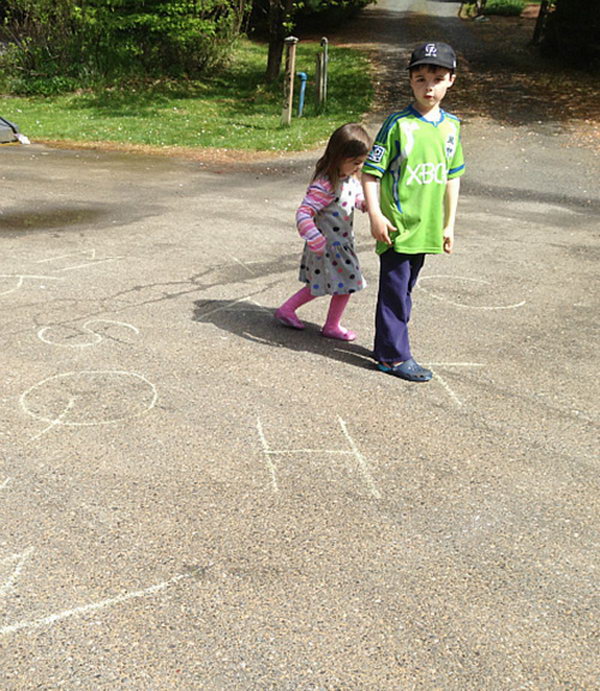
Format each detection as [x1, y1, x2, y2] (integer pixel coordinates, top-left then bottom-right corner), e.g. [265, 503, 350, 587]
[362, 41, 465, 382]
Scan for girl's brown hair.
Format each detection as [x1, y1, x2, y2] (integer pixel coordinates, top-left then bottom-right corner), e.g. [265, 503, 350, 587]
[312, 122, 371, 190]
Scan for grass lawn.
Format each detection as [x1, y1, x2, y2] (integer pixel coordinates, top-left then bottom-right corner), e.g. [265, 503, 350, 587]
[0, 40, 373, 154]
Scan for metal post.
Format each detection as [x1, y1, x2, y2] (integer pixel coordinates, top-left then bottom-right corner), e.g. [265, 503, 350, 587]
[281, 36, 299, 126]
[296, 72, 308, 117]
[315, 53, 323, 112]
[320, 37, 328, 111]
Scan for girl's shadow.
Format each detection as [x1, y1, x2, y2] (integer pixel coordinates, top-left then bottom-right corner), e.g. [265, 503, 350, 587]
[192, 298, 375, 371]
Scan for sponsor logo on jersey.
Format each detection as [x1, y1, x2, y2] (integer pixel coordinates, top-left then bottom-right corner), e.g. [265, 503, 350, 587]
[367, 144, 386, 164]
[406, 162, 447, 185]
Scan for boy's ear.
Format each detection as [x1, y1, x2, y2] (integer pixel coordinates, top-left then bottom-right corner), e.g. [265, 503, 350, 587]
[448, 73, 457, 87]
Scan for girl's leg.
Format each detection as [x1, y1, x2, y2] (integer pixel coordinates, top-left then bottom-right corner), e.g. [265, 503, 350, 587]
[275, 285, 315, 329]
[321, 294, 356, 341]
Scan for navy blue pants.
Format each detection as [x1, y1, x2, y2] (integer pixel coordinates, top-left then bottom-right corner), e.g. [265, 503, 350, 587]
[373, 251, 425, 363]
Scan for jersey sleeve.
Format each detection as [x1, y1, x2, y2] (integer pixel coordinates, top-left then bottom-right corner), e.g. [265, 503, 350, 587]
[362, 113, 398, 179]
[447, 124, 465, 180]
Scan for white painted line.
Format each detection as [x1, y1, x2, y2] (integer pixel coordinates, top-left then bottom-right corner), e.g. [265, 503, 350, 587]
[0, 478, 10, 491]
[0, 573, 188, 636]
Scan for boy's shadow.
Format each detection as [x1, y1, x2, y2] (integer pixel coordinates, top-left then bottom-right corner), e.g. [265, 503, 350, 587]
[192, 298, 375, 371]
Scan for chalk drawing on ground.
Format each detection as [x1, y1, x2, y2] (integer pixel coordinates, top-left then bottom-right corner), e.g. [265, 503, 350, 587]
[426, 362, 486, 408]
[0, 571, 190, 637]
[34, 249, 123, 273]
[37, 319, 139, 348]
[256, 416, 381, 498]
[194, 290, 272, 321]
[20, 371, 158, 440]
[0, 275, 63, 297]
[0, 548, 35, 599]
[419, 275, 526, 310]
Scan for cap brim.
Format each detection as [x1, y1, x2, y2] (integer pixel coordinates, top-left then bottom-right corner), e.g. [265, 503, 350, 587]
[407, 59, 455, 70]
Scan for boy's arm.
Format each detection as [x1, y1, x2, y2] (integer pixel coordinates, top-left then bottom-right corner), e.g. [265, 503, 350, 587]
[443, 177, 461, 254]
[362, 173, 395, 246]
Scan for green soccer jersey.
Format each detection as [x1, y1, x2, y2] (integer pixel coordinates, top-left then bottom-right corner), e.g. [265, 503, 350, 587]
[363, 105, 465, 255]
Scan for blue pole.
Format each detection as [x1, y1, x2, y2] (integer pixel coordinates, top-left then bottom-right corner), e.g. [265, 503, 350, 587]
[296, 72, 308, 117]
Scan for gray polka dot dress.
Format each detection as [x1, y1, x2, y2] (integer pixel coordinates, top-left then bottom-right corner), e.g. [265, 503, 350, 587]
[298, 175, 367, 297]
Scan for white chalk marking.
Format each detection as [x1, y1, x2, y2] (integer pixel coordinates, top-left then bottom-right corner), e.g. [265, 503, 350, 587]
[424, 362, 485, 408]
[431, 371, 463, 407]
[338, 417, 381, 499]
[0, 274, 62, 297]
[20, 370, 158, 427]
[35, 250, 98, 263]
[247, 298, 275, 316]
[34, 249, 123, 272]
[0, 478, 10, 491]
[195, 290, 268, 320]
[256, 418, 279, 492]
[37, 320, 139, 348]
[0, 548, 35, 598]
[231, 256, 256, 276]
[419, 275, 526, 310]
[0, 572, 188, 637]
[53, 257, 123, 272]
[27, 397, 75, 443]
[256, 417, 380, 498]
[242, 332, 284, 347]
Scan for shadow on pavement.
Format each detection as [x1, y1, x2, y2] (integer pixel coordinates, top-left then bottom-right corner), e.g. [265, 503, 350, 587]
[192, 298, 375, 371]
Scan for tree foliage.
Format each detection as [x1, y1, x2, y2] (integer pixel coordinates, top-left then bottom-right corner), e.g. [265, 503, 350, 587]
[1, 0, 249, 90]
[541, 0, 600, 66]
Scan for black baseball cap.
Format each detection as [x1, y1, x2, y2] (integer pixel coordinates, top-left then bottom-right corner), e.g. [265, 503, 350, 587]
[407, 42, 457, 70]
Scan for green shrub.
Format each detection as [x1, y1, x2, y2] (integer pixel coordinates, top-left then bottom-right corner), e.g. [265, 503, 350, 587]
[482, 0, 526, 16]
[0, 0, 248, 85]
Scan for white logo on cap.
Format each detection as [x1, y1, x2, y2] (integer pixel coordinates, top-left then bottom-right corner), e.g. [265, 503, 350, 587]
[425, 43, 437, 57]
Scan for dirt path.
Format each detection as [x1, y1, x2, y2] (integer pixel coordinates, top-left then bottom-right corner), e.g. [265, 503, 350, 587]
[327, 0, 599, 152]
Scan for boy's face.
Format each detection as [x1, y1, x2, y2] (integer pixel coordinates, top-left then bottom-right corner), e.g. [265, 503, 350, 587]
[409, 65, 455, 115]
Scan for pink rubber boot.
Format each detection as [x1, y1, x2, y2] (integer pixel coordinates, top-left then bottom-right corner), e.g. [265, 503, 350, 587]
[321, 294, 356, 341]
[275, 285, 315, 330]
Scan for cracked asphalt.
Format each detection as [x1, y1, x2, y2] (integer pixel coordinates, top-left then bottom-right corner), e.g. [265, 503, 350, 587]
[1, 0, 598, 687]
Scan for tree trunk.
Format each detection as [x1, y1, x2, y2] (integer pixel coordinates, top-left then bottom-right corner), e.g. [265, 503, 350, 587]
[265, 0, 293, 82]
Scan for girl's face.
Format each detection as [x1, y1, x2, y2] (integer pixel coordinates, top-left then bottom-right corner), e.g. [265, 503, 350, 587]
[339, 154, 368, 179]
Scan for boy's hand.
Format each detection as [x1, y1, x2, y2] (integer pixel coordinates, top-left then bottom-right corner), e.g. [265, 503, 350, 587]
[443, 228, 454, 254]
[369, 214, 395, 246]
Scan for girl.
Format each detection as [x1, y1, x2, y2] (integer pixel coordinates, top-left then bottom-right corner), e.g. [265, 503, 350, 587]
[275, 122, 371, 341]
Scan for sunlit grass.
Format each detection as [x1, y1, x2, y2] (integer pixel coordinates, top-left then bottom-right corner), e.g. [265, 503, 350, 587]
[0, 40, 373, 152]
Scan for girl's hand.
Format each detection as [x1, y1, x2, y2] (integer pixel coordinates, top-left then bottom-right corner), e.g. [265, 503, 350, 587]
[307, 233, 326, 256]
[369, 214, 395, 245]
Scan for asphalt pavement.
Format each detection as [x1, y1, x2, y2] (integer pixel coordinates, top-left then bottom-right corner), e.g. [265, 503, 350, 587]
[1, 0, 598, 688]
